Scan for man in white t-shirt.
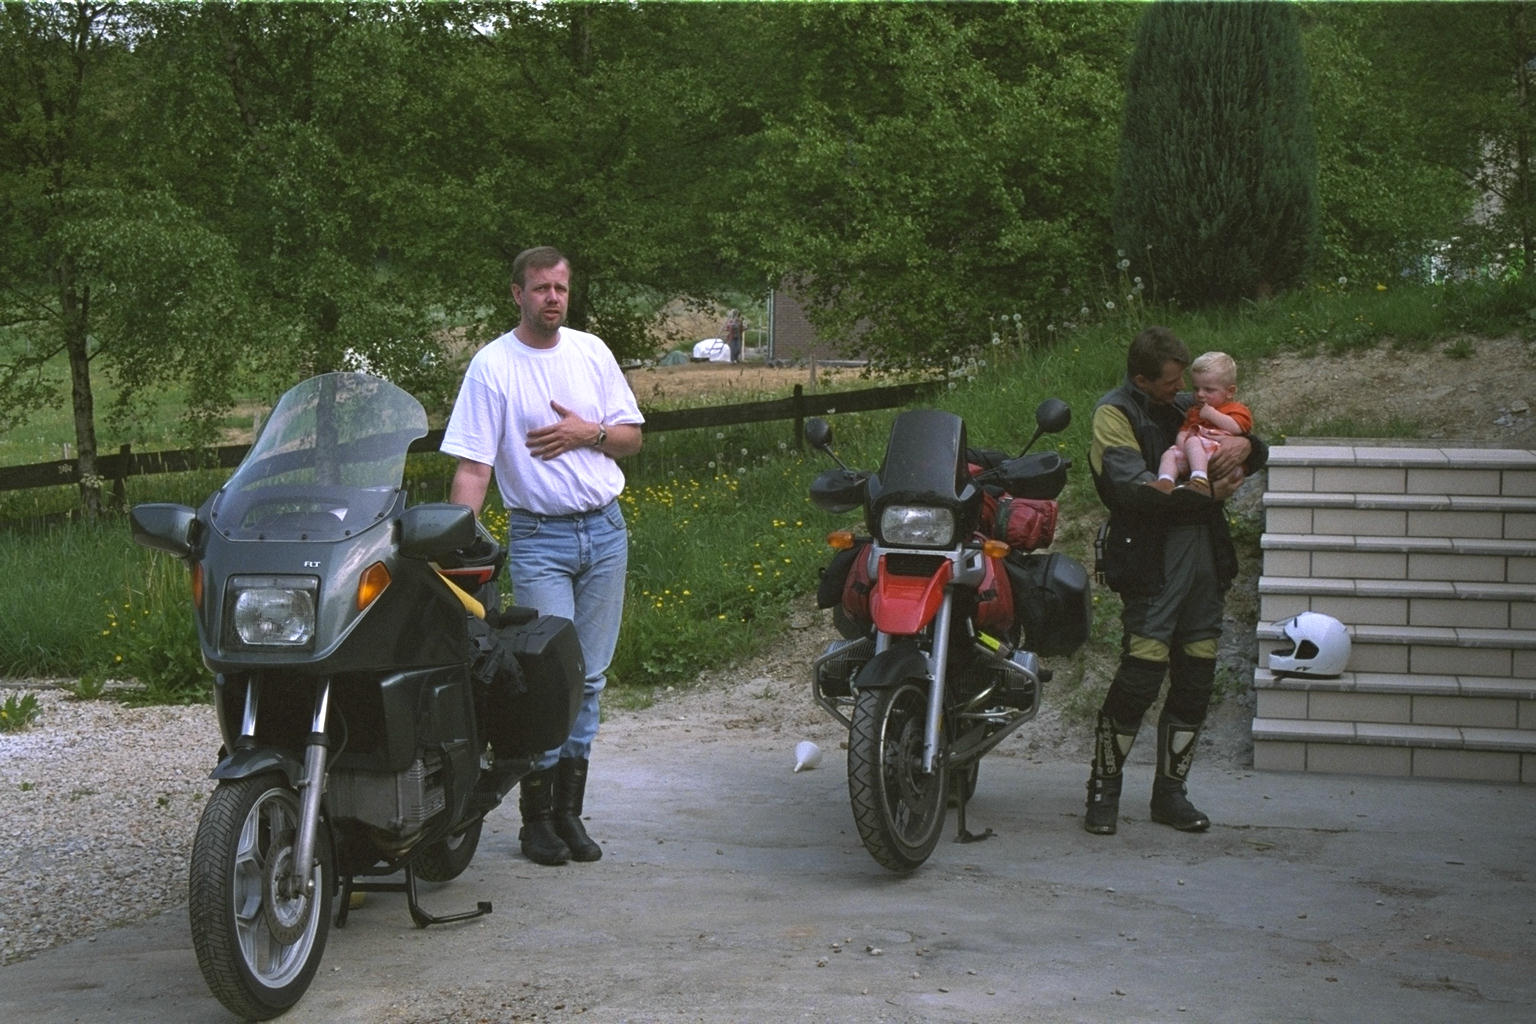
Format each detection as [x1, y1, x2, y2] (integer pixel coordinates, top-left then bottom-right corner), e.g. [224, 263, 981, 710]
[441, 246, 644, 866]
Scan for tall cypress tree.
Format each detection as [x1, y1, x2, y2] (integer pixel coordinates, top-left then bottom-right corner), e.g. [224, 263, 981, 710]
[1113, 0, 1318, 306]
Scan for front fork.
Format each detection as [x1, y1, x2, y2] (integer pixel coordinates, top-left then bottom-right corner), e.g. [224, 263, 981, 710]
[920, 591, 955, 774]
[238, 677, 332, 900]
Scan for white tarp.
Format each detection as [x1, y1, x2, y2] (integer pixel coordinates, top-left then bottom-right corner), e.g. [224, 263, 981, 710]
[691, 338, 731, 362]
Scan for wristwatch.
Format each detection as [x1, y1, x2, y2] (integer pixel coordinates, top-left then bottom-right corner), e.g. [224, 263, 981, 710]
[591, 424, 608, 449]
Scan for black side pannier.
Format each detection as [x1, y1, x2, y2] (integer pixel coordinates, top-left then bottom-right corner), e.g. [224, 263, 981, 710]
[470, 613, 585, 756]
[1004, 552, 1092, 657]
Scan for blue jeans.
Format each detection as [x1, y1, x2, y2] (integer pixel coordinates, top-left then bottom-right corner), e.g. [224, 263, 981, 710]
[504, 500, 629, 770]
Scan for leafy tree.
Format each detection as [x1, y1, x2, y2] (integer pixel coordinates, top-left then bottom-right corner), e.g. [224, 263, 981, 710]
[437, 1, 789, 361]
[1113, 0, 1318, 306]
[1335, 1, 1536, 281]
[735, 2, 1138, 365]
[0, 2, 252, 517]
[1300, 4, 1469, 284]
[129, 2, 463, 409]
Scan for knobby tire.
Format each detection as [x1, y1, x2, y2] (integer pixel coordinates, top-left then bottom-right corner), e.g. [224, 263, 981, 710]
[847, 680, 949, 872]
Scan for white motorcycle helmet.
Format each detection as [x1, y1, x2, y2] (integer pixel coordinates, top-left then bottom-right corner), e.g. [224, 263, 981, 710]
[1269, 612, 1351, 677]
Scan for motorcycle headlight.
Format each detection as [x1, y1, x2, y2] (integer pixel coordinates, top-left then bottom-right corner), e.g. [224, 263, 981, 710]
[878, 505, 956, 548]
[227, 576, 318, 648]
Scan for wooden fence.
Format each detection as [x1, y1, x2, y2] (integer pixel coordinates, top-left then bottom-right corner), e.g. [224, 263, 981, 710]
[0, 380, 941, 504]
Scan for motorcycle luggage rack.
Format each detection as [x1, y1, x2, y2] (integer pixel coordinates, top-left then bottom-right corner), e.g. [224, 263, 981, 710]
[335, 868, 491, 930]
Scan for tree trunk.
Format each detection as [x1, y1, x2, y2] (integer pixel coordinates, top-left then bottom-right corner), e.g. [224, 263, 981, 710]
[58, 254, 102, 519]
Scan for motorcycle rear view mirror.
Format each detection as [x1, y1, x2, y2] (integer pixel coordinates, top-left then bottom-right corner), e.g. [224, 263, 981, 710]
[131, 503, 200, 559]
[399, 503, 478, 560]
[805, 416, 854, 472]
[1020, 397, 1072, 454]
[1035, 398, 1071, 435]
[805, 417, 833, 451]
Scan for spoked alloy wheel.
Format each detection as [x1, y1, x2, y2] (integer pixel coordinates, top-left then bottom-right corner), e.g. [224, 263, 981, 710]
[414, 818, 484, 883]
[189, 776, 333, 1020]
[847, 680, 949, 872]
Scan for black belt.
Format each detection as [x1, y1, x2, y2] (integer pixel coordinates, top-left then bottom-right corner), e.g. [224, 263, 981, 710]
[506, 500, 614, 521]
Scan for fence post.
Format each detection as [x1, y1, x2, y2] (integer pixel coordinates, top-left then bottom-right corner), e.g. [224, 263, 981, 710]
[112, 443, 131, 509]
[792, 384, 804, 450]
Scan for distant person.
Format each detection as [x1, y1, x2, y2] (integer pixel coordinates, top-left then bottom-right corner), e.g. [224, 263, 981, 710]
[723, 309, 745, 363]
[1146, 351, 1254, 496]
[441, 245, 644, 866]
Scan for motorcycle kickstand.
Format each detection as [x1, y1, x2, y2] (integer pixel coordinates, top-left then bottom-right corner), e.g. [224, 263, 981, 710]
[954, 790, 994, 845]
[335, 868, 493, 930]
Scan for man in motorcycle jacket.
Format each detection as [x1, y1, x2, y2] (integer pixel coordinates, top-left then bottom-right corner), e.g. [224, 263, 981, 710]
[1085, 325, 1265, 836]
[442, 246, 644, 866]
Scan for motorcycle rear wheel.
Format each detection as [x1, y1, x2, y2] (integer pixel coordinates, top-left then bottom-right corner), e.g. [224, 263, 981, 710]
[414, 818, 483, 882]
[189, 775, 333, 1021]
[847, 680, 949, 872]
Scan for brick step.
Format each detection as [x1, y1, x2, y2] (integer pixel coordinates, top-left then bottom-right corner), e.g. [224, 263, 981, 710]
[1255, 621, 1536, 679]
[1265, 444, 1536, 499]
[1252, 716, 1536, 782]
[1260, 533, 1536, 583]
[1257, 575, 1536, 630]
[1262, 491, 1536, 541]
[1252, 668, 1536, 727]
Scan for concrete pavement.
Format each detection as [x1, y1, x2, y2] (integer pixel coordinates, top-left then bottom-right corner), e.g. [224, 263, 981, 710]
[3, 746, 1533, 1023]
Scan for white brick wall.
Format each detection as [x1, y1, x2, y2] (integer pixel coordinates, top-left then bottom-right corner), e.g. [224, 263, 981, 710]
[1253, 443, 1536, 783]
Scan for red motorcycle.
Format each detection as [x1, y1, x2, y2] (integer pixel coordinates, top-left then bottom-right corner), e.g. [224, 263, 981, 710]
[806, 400, 1091, 871]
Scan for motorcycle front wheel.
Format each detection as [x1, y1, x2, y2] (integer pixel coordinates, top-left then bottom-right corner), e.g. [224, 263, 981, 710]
[189, 775, 333, 1021]
[414, 817, 483, 882]
[847, 680, 949, 872]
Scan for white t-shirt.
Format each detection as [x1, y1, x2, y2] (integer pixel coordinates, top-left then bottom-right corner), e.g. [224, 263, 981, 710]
[441, 327, 644, 516]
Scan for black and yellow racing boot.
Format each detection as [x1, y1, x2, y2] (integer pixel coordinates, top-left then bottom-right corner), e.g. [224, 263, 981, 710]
[1149, 714, 1211, 832]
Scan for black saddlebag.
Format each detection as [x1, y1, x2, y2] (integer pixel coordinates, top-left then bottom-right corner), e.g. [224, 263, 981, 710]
[1004, 552, 1092, 657]
[471, 614, 585, 757]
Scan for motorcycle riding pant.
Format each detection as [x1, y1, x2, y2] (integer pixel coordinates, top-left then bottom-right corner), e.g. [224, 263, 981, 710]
[505, 500, 629, 771]
[1109, 522, 1222, 727]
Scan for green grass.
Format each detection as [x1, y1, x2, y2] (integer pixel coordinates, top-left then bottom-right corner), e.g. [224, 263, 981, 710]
[0, 691, 41, 732]
[2, 275, 1533, 713]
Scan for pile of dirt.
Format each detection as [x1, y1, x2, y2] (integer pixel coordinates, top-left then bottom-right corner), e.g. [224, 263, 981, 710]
[1244, 333, 1534, 447]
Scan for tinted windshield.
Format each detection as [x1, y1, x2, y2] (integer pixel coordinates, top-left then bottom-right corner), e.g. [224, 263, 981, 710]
[209, 372, 428, 542]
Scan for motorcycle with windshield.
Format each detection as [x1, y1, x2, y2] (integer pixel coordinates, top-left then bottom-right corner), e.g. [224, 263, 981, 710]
[131, 372, 583, 1020]
[805, 400, 1092, 871]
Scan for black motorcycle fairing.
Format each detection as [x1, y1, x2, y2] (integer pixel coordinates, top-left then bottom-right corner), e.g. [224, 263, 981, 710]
[864, 409, 981, 540]
[198, 520, 468, 673]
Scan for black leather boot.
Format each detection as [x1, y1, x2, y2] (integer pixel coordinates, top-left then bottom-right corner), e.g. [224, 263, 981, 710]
[1084, 711, 1139, 835]
[553, 757, 602, 862]
[518, 767, 571, 865]
[1149, 714, 1210, 832]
